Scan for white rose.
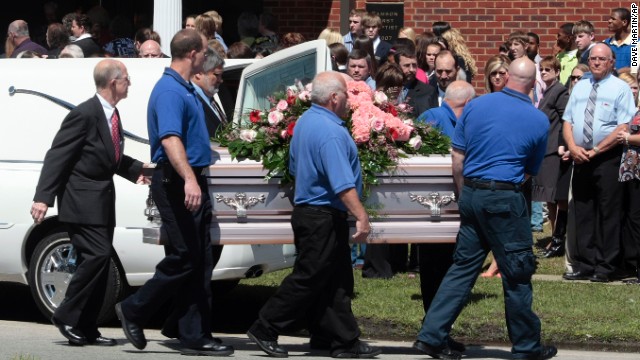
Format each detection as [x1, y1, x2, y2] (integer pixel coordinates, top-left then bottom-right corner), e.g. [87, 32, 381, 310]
[408, 135, 422, 150]
[268, 111, 284, 125]
[373, 91, 388, 104]
[239, 129, 258, 142]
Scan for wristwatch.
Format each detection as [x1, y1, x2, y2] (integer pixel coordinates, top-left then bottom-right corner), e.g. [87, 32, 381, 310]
[593, 146, 600, 154]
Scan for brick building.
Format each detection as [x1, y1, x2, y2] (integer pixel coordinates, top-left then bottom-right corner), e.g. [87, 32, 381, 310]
[263, 0, 633, 91]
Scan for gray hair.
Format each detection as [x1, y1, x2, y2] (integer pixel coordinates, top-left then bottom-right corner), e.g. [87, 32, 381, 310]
[311, 72, 345, 105]
[59, 44, 84, 58]
[8, 20, 29, 37]
[444, 80, 475, 103]
[202, 46, 225, 72]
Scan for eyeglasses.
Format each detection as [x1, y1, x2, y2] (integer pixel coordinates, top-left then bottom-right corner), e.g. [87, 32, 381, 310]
[570, 75, 582, 81]
[114, 75, 131, 82]
[540, 67, 554, 73]
[589, 56, 610, 62]
[490, 70, 507, 77]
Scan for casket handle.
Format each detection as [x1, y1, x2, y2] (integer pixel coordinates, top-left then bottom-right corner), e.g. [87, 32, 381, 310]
[409, 192, 456, 217]
[215, 192, 266, 222]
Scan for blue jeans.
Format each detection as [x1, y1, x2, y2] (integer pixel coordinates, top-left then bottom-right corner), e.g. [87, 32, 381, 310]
[530, 201, 543, 230]
[351, 243, 366, 266]
[417, 185, 542, 358]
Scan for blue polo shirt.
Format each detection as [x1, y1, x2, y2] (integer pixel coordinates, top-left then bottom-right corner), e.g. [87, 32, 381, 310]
[563, 73, 636, 148]
[452, 88, 549, 183]
[289, 104, 362, 212]
[147, 67, 211, 167]
[604, 35, 635, 70]
[417, 101, 457, 137]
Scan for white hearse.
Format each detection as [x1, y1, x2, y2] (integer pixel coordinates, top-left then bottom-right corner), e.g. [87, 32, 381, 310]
[0, 40, 459, 322]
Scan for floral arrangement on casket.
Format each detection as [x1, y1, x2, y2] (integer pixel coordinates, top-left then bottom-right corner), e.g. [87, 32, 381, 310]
[216, 80, 450, 198]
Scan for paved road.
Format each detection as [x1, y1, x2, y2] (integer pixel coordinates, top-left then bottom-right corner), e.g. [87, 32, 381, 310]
[1, 319, 638, 360]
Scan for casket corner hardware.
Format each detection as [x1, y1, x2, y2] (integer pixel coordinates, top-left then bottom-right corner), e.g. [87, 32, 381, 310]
[409, 192, 456, 218]
[215, 192, 266, 222]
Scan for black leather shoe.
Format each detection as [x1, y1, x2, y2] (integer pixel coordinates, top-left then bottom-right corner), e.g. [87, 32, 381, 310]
[115, 302, 147, 350]
[562, 270, 592, 281]
[522, 345, 558, 359]
[88, 336, 117, 346]
[413, 340, 461, 360]
[247, 330, 288, 358]
[447, 337, 466, 352]
[180, 340, 234, 356]
[331, 340, 382, 358]
[589, 273, 610, 283]
[51, 317, 88, 346]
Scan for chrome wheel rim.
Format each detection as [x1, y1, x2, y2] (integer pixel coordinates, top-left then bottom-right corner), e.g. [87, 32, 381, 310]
[38, 242, 76, 310]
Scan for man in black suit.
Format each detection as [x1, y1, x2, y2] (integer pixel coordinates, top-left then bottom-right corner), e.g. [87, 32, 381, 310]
[31, 59, 146, 346]
[70, 14, 101, 57]
[362, 12, 392, 67]
[433, 50, 460, 106]
[191, 47, 228, 138]
[395, 47, 439, 117]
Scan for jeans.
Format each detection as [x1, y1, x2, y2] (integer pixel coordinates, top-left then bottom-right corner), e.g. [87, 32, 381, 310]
[417, 185, 542, 358]
[530, 201, 544, 230]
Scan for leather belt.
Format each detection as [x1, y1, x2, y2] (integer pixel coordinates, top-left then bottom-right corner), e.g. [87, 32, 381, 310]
[464, 178, 520, 191]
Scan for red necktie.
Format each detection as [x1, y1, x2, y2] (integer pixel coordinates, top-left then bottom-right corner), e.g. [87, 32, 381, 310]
[111, 109, 121, 162]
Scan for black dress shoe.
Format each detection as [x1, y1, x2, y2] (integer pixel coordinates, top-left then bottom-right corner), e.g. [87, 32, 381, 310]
[247, 330, 288, 358]
[562, 270, 592, 281]
[589, 273, 610, 283]
[180, 340, 234, 356]
[86, 336, 117, 346]
[522, 345, 558, 359]
[331, 340, 382, 358]
[413, 340, 461, 360]
[447, 337, 466, 352]
[51, 317, 88, 346]
[115, 302, 147, 350]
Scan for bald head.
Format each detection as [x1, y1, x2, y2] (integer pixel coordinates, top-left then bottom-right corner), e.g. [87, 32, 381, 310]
[311, 71, 349, 117]
[589, 43, 614, 80]
[444, 80, 475, 117]
[94, 59, 125, 89]
[139, 40, 162, 58]
[8, 20, 28, 36]
[505, 57, 537, 94]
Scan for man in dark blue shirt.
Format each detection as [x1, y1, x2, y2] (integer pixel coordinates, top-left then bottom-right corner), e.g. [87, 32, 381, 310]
[413, 58, 557, 360]
[115, 29, 233, 356]
[247, 72, 381, 359]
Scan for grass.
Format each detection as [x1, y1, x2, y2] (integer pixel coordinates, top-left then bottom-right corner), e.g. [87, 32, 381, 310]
[233, 224, 640, 350]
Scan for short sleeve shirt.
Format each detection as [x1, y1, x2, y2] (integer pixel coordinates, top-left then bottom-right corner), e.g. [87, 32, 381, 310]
[147, 67, 211, 167]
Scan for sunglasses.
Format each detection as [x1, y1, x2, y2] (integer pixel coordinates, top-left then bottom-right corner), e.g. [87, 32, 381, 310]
[570, 75, 582, 81]
[540, 67, 555, 73]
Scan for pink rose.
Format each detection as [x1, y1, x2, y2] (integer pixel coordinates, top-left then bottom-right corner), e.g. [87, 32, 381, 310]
[298, 90, 311, 101]
[268, 111, 284, 125]
[239, 129, 257, 142]
[408, 135, 422, 150]
[370, 118, 385, 132]
[280, 129, 288, 139]
[276, 100, 288, 111]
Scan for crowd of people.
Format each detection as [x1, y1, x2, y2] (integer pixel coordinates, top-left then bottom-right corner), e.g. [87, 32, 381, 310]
[12, 3, 640, 360]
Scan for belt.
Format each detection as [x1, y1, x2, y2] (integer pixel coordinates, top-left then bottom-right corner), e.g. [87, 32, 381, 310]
[464, 178, 520, 191]
[295, 204, 348, 219]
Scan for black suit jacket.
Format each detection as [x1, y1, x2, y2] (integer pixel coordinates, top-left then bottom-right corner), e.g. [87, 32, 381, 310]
[374, 40, 392, 66]
[34, 96, 142, 226]
[196, 93, 227, 138]
[73, 37, 101, 57]
[538, 81, 569, 156]
[407, 80, 439, 117]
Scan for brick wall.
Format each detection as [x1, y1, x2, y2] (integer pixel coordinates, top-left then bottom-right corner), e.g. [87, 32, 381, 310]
[265, 0, 634, 91]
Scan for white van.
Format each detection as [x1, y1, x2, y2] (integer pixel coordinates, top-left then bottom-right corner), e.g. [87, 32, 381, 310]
[0, 40, 459, 323]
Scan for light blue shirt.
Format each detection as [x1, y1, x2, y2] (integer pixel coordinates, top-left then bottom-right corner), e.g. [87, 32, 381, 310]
[343, 32, 355, 52]
[563, 73, 636, 148]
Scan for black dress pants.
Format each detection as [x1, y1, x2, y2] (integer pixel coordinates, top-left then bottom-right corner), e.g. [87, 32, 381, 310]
[417, 243, 455, 314]
[622, 180, 640, 273]
[571, 146, 624, 275]
[54, 223, 113, 340]
[120, 169, 213, 348]
[249, 205, 360, 349]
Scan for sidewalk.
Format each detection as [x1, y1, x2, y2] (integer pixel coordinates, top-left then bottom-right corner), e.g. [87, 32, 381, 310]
[2, 320, 638, 360]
